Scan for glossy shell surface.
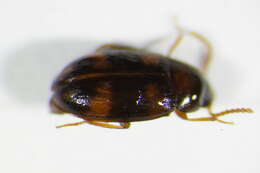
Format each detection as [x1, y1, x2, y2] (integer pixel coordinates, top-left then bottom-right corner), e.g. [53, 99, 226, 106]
[50, 45, 212, 122]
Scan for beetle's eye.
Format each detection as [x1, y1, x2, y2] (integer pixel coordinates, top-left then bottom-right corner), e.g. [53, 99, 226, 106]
[177, 94, 199, 112]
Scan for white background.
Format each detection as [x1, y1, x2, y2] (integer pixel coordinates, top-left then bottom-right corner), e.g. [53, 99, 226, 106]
[0, 0, 259, 173]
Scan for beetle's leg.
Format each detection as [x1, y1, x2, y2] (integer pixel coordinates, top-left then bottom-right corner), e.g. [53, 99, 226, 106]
[142, 36, 169, 50]
[87, 121, 130, 129]
[175, 109, 221, 122]
[56, 121, 130, 129]
[167, 19, 185, 56]
[142, 17, 185, 51]
[96, 44, 138, 52]
[167, 18, 213, 74]
[56, 121, 87, 128]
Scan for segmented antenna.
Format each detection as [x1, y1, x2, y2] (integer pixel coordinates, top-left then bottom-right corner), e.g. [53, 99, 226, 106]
[208, 107, 254, 124]
[210, 108, 253, 117]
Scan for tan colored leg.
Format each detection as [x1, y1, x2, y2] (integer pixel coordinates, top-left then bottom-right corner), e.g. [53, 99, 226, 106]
[167, 34, 185, 56]
[56, 121, 87, 128]
[142, 36, 168, 50]
[88, 121, 130, 129]
[142, 17, 184, 51]
[175, 109, 224, 123]
[96, 44, 137, 52]
[56, 120, 130, 129]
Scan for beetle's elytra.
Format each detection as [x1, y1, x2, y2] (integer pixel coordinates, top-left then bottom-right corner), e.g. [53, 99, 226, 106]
[50, 24, 253, 129]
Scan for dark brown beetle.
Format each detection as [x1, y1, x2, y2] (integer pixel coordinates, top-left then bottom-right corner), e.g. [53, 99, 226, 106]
[50, 24, 253, 129]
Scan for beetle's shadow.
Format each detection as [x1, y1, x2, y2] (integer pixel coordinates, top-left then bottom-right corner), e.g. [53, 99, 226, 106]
[3, 39, 101, 106]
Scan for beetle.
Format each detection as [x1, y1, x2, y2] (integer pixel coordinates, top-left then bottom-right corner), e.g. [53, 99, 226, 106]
[50, 23, 253, 129]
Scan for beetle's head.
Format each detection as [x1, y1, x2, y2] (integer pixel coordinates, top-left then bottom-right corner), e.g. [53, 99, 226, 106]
[171, 66, 213, 113]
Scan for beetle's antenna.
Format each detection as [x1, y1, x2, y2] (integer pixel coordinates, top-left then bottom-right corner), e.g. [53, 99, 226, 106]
[208, 107, 254, 124]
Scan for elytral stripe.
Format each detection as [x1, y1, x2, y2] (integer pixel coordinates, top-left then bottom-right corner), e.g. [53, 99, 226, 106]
[66, 72, 165, 82]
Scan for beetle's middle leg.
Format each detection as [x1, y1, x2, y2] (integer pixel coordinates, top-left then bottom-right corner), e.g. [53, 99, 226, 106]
[87, 121, 130, 129]
[56, 120, 130, 129]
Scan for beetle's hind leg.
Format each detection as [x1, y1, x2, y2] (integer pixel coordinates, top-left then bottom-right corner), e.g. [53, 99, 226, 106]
[56, 120, 130, 129]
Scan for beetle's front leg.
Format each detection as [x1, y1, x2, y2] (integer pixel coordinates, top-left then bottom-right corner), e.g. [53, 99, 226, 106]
[175, 109, 234, 124]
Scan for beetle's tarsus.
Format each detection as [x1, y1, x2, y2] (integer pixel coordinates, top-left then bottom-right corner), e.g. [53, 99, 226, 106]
[56, 121, 87, 128]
